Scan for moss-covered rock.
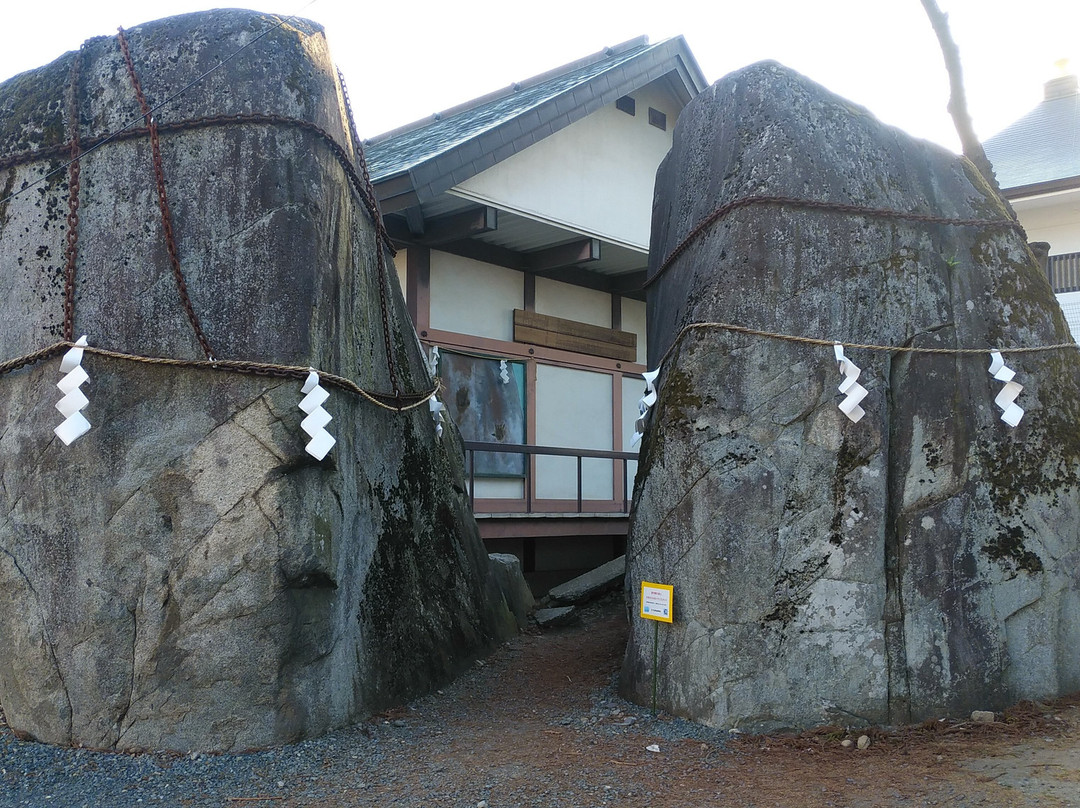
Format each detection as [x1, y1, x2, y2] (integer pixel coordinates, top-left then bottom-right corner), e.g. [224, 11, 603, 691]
[623, 61, 1080, 732]
[0, 10, 510, 753]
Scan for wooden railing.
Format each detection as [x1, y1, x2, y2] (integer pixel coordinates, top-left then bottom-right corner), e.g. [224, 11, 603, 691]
[1048, 252, 1080, 292]
[462, 440, 637, 515]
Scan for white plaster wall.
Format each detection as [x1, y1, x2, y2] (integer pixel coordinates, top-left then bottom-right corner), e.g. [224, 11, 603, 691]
[429, 251, 523, 341]
[1013, 190, 1080, 254]
[535, 277, 610, 327]
[622, 297, 647, 365]
[454, 80, 680, 248]
[535, 364, 613, 500]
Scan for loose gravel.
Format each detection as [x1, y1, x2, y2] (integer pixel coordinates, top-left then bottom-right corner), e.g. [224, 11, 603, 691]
[2, 594, 1078, 808]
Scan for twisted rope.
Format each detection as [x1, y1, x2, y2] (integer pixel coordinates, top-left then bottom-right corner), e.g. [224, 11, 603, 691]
[0, 342, 437, 413]
[655, 320, 1079, 371]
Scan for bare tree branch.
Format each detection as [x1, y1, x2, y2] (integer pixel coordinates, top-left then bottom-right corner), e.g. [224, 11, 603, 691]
[919, 0, 1004, 197]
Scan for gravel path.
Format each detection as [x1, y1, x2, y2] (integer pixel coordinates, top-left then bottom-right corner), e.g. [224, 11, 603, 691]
[2, 595, 1077, 808]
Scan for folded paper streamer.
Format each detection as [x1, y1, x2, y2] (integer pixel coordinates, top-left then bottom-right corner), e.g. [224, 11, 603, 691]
[55, 335, 91, 445]
[630, 369, 660, 447]
[499, 359, 510, 385]
[299, 369, 335, 460]
[988, 351, 1024, 427]
[426, 345, 440, 377]
[833, 344, 868, 423]
[429, 397, 446, 439]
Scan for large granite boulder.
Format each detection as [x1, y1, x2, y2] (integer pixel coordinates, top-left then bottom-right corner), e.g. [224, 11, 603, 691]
[622, 61, 1080, 731]
[0, 10, 513, 752]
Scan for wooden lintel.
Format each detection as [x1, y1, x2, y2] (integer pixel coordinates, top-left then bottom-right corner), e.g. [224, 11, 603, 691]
[436, 238, 527, 271]
[525, 238, 601, 273]
[404, 206, 425, 236]
[513, 309, 636, 362]
[423, 206, 498, 245]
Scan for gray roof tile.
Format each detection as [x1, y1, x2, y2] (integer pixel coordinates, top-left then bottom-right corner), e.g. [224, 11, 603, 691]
[984, 84, 1080, 190]
[363, 37, 706, 197]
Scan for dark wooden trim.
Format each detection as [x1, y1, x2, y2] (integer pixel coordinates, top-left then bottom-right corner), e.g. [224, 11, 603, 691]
[422, 328, 646, 374]
[393, 242, 646, 299]
[404, 205, 425, 236]
[532, 265, 647, 298]
[387, 206, 498, 246]
[433, 238, 527, 271]
[1003, 174, 1080, 200]
[526, 359, 537, 508]
[611, 294, 622, 331]
[473, 499, 630, 516]
[406, 247, 431, 334]
[524, 273, 536, 312]
[476, 515, 630, 540]
[513, 309, 637, 361]
[525, 238, 601, 273]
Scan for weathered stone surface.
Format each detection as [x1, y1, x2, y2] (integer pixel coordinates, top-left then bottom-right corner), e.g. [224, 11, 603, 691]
[547, 555, 626, 606]
[535, 606, 578, 629]
[622, 62, 1080, 732]
[0, 10, 511, 752]
[488, 553, 535, 629]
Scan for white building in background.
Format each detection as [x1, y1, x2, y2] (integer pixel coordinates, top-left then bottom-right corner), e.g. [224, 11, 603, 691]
[363, 37, 707, 575]
[984, 70, 1080, 339]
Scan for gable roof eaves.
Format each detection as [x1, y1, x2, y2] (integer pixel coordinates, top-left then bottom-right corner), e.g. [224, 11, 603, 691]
[368, 36, 707, 213]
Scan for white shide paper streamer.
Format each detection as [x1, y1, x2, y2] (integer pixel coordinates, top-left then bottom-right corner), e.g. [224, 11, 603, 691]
[988, 351, 1024, 427]
[833, 344, 868, 423]
[630, 369, 660, 447]
[425, 345, 446, 439]
[299, 369, 336, 460]
[55, 335, 91, 445]
[429, 398, 446, 439]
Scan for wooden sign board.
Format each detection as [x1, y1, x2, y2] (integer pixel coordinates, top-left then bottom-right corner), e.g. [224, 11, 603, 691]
[640, 581, 673, 623]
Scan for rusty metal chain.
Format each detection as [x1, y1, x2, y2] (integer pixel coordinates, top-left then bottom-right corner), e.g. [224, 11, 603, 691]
[647, 194, 1028, 289]
[337, 68, 401, 398]
[7, 51, 411, 396]
[337, 68, 391, 248]
[117, 27, 216, 361]
[0, 114, 393, 246]
[62, 47, 84, 342]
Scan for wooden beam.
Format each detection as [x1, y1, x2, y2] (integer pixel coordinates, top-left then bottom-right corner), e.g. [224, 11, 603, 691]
[513, 309, 636, 362]
[435, 238, 527, 271]
[406, 246, 430, 335]
[383, 207, 498, 248]
[404, 206, 425, 236]
[525, 238, 600, 273]
[424, 206, 498, 245]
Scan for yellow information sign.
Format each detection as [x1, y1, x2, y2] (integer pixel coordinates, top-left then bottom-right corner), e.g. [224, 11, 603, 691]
[640, 581, 674, 623]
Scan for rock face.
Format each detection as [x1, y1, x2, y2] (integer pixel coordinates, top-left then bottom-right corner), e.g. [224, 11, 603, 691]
[622, 62, 1080, 732]
[0, 10, 512, 752]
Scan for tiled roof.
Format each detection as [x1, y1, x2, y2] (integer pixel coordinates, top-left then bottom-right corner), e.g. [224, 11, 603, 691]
[984, 78, 1080, 191]
[362, 36, 706, 210]
[365, 40, 653, 180]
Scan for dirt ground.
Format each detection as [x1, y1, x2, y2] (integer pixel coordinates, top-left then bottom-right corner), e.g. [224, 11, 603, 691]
[324, 595, 1080, 808]
[1, 595, 1076, 807]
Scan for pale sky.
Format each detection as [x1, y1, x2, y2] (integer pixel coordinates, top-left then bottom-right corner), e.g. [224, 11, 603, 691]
[1, 1, 1076, 151]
